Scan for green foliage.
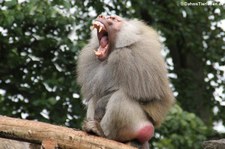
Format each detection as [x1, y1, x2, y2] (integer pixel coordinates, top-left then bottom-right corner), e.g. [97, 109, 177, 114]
[0, 0, 84, 127]
[152, 105, 210, 149]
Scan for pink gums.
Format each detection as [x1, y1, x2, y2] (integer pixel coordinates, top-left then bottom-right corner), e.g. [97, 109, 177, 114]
[136, 124, 154, 143]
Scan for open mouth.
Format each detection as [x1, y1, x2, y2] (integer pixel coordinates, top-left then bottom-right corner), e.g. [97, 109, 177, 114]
[92, 21, 109, 59]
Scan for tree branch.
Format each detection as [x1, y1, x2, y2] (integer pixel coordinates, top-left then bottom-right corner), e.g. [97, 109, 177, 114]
[0, 116, 136, 149]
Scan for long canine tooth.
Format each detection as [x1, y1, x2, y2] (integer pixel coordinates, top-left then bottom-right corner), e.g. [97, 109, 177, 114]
[99, 26, 102, 32]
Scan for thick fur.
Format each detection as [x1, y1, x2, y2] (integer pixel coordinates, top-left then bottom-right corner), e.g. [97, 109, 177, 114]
[77, 18, 175, 141]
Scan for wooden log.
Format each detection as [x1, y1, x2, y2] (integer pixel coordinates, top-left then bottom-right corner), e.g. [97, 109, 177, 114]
[0, 116, 136, 149]
[202, 139, 225, 149]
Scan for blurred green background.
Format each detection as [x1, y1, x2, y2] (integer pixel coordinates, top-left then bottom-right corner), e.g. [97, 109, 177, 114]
[0, 0, 224, 148]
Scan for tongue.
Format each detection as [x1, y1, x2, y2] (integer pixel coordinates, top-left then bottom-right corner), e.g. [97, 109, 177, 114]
[100, 36, 108, 48]
[95, 36, 108, 58]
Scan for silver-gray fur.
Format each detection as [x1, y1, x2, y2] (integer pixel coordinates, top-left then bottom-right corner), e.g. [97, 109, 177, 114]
[77, 17, 175, 142]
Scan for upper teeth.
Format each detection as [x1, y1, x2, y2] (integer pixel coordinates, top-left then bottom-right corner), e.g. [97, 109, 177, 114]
[91, 21, 105, 32]
[99, 27, 102, 32]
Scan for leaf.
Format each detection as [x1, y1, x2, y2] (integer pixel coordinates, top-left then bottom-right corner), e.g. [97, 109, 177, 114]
[4, 0, 17, 8]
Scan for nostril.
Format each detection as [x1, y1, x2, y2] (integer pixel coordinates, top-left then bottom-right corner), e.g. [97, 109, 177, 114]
[111, 16, 115, 20]
[98, 15, 105, 19]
